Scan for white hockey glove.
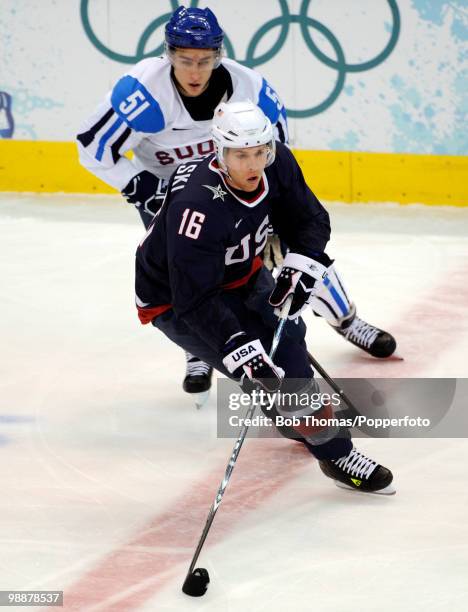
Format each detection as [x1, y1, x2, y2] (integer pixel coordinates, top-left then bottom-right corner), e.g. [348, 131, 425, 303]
[222, 333, 285, 393]
[121, 170, 161, 212]
[263, 233, 284, 272]
[269, 252, 329, 320]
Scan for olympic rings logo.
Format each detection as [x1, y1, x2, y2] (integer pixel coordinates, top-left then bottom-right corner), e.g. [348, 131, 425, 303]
[80, 0, 400, 118]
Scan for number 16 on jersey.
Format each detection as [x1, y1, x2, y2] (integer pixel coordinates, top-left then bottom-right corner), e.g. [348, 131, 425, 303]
[178, 209, 206, 240]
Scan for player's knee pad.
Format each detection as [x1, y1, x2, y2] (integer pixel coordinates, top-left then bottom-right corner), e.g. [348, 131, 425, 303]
[275, 379, 340, 446]
[309, 264, 354, 326]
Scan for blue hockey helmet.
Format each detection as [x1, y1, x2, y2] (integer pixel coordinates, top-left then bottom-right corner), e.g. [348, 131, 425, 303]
[165, 6, 224, 50]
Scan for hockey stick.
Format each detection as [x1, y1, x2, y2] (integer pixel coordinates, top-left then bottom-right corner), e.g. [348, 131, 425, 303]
[307, 352, 393, 437]
[182, 296, 293, 597]
[307, 351, 361, 417]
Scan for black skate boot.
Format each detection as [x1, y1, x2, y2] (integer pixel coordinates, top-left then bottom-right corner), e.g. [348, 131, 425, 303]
[332, 307, 396, 358]
[319, 447, 395, 495]
[183, 352, 213, 409]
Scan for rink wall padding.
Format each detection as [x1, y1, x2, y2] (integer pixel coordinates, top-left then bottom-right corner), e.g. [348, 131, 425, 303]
[0, 141, 467, 206]
[0, 141, 115, 195]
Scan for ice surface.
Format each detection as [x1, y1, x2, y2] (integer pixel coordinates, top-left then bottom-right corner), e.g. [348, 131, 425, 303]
[0, 193, 467, 611]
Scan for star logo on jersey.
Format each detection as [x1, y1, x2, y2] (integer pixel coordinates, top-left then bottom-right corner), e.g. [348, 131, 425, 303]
[203, 184, 227, 201]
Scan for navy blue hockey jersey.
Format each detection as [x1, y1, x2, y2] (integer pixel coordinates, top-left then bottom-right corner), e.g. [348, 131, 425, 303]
[135, 142, 330, 351]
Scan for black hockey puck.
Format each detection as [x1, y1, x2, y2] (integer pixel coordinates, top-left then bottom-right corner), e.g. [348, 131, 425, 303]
[182, 567, 210, 597]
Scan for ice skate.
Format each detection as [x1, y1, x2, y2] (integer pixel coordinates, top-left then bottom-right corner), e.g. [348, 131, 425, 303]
[183, 353, 213, 409]
[319, 447, 395, 495]
[332, 307, 396, 358]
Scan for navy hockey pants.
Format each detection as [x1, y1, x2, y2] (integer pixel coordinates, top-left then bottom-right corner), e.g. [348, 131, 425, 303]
[152, 267, 352, 460]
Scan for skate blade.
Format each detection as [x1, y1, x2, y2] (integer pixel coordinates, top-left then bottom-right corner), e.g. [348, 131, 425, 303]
[335, 480, 396, 495]
[192, 390, 210, 409]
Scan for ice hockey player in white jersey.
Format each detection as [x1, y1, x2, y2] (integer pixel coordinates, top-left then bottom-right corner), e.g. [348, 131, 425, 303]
[77, 6, 397, 406]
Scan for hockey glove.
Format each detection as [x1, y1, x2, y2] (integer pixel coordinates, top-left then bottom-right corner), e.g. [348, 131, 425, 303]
[121, 170, 161, 214]
[263, 233, 284, 272]
[269, 252, 330, 320]
[222, 332, 285, 393]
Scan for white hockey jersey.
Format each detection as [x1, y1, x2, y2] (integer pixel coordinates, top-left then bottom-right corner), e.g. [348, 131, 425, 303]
[77, 57, 288, 190]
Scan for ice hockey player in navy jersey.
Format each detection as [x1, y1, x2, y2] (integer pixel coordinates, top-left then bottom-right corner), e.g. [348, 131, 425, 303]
[135, 100, 395, 495]
[78, 6, 396, 406]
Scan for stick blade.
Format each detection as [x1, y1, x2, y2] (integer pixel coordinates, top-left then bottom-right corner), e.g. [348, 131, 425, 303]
[182, 567, 210, 597]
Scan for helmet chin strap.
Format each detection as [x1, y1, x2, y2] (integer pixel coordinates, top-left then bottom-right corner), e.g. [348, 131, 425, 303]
[215, 150, 228, 175]
[225, 172, 235, 187]
[218, 162, 232, 183]
[214, 157, 236, 187]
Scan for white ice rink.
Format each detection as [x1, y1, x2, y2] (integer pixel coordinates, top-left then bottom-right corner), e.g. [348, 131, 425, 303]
[1, 193, 468, 611]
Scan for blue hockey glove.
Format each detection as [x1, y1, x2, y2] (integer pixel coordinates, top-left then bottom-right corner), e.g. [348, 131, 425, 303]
[222, 332, 285, 393]
[269, 252, 330, 320]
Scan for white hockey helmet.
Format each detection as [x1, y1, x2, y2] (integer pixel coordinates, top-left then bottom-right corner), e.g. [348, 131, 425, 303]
[211, 100, 276, 172]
